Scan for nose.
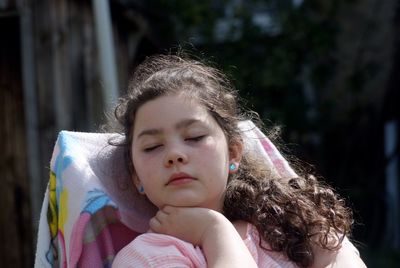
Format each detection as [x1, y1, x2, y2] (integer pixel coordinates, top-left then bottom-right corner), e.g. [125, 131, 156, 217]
[164, 147, 188, 167]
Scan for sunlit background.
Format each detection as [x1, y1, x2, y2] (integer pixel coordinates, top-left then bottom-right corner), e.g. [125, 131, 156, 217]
[1, 0, 399, 267]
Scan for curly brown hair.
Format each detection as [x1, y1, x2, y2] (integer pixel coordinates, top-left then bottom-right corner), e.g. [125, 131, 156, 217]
[113, 53, 353, 267]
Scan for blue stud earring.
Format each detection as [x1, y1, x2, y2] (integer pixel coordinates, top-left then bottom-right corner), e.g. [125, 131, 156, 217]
[229, 163, 236, 171]
[138, 185, 144, 193]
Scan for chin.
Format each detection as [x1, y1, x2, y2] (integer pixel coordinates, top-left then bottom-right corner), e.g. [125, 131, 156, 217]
[168, 197, 203, 207]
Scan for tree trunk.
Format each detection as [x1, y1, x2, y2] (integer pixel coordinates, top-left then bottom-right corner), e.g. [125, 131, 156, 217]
[0, 14, 33, 268]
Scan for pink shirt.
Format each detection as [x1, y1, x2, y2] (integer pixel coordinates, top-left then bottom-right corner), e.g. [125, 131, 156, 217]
[112, 224, 359, 267]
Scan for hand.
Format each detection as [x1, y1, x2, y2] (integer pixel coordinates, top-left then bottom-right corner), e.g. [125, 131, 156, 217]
[149, 206, 229, 246]
[149, 206, 258, 268]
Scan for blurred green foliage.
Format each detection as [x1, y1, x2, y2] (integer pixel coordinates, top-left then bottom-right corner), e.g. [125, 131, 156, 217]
[153, 0, 341, 137]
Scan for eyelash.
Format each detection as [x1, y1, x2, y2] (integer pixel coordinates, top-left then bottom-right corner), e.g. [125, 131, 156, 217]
[143, 145, 161, 152]
[143, 135, 206, 152]
[185, 135, 205, 142]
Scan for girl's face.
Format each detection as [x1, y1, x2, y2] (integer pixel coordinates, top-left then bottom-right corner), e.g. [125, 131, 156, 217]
[131, 94, 242, 211]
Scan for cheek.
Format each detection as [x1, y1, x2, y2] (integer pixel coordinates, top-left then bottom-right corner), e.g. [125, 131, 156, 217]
[132, 152, 159, 181]
[200, 139, 230, 166]
[199, 142, 230, 188]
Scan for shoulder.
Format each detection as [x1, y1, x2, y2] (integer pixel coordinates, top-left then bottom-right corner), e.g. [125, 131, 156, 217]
[112, 233, 206, 268]
[310, 237, 366, 268]
[234, 222, 366, 268]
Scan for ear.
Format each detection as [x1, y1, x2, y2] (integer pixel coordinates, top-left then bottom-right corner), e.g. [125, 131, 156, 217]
[229, 140, 243, 173]
[132, 172, 145, 195]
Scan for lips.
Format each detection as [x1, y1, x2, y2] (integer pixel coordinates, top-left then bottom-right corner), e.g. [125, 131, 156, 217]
[167, 172, 196, 185]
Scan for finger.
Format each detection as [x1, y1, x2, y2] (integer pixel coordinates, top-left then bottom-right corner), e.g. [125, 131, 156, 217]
[149, 216, 162, 232]
[162, 205, 175, 214]
[155, 209, 169, 223]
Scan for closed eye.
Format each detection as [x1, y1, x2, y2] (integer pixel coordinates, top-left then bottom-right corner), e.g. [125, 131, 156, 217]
[143, 144, 162, 152]
[185, 135, 206, 142]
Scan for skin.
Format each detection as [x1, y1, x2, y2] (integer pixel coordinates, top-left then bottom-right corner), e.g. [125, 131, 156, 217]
[131, 94, 257, 267]
[131, 94, 238, 211]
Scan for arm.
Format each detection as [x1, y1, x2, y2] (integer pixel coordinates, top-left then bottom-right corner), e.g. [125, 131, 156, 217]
[150, 206, 258, 268]
[311, 237, 367, 268]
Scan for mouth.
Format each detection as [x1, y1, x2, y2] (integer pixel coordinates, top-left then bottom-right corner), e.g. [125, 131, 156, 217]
[167, 172, 196, 186]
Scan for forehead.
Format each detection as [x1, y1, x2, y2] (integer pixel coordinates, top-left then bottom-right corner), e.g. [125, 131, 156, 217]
[132, 95, 218, 135]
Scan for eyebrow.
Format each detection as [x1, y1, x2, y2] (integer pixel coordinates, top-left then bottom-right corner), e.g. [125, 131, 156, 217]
[137, 119, 202, 139]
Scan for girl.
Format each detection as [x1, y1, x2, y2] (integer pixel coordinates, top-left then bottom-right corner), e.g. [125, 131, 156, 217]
[111, 54, 366, 267]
